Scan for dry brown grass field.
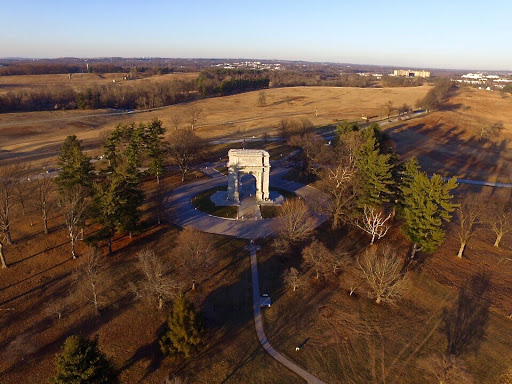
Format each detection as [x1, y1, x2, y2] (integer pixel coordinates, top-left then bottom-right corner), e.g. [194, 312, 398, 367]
[0, 85, 430, 169]
[0, 171, 301, 384]
[2, 84, 512, 383]
[0, 72, 199, 95]
[2, 180, 512, 383]
[384, 87, 512, 182]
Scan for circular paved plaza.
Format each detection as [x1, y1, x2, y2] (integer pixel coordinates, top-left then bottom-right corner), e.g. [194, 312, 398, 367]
[167, 167, 329, 239]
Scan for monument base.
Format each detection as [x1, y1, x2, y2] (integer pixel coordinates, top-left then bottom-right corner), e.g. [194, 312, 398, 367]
[211, 190, 285, 207]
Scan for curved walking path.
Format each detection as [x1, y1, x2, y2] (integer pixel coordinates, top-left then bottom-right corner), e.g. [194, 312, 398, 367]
[167, 167, 328, 239]
[247, 244, 327, 384]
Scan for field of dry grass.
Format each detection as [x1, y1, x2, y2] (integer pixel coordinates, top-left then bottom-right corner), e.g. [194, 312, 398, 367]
[2, 82, 512, 383]
[0, 72, 199, 95]
[384, 87, 512, 182]
[0, 85, 430, 169]
[0, 170, 297, 384]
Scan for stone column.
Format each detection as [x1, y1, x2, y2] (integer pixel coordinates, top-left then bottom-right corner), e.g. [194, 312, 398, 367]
[227, 166, 240, 203]
[255, 171, 263, 201]
[262, 166, 270, 200]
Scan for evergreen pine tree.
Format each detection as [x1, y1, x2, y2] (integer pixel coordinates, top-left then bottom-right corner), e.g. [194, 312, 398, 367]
[103, 131, 119, 170]
[92, 161, 143, 253]
[50, 335, 117, 384]
[400, 158, 458, 258]
[56, 135, 93, 192]
[355, 135, 394, 206]
[160, 296, 203, 358]
[124, 123, 145, 169]
[114, 162, 143, 236]
[145, 119, 166, 184]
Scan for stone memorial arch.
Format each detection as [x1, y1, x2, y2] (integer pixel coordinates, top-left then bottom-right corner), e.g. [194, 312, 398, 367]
[227, 149, 270, 203]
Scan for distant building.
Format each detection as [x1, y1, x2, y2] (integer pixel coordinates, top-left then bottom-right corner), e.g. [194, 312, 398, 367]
[393, 69, 431, 78]
[462, 73, 484, 80]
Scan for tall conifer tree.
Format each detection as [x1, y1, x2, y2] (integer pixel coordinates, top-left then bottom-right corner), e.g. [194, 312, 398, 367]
[160, 296, 203, 358]
[400, 158, 457, 258]
[50, 335, 117, 384]
[56, 135, 93, 192]
[145, 118, 167, 184]
[355, 135, 394, 206]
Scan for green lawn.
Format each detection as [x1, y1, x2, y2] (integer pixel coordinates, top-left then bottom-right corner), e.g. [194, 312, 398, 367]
[192, 186, 238, 219]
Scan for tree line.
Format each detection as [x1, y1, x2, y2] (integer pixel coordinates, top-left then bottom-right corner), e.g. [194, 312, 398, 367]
[271, 121, 507, 381]
[0, 62, 176, 76]
[0, 78, 197, 112]
[0, 118, 209, 267]
[278, 118, 511, 292]
[0, 67, 429, 114]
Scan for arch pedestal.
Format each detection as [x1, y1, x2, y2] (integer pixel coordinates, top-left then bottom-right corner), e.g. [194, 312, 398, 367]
[227, 149, 270, 203]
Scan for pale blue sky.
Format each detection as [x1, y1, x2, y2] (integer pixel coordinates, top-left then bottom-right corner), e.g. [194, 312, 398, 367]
[1, 0, 511, 70]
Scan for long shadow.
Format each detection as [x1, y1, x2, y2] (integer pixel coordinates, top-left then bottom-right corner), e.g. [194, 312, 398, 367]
[385, 114, 510, 194]
[441, 271, 491, 357]
[7, 239, 70, 267]
[0, 288, 138, 379]
[0, 258, 73, 295]
[119, 322, 167, 381]
[268, 96, 306, 107]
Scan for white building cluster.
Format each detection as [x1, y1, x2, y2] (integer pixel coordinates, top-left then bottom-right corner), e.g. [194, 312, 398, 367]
[457, 73, 512, 89]
[213, 61, 282, 71]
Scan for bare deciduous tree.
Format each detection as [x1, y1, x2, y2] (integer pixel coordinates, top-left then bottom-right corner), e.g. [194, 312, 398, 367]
[356, 205, 392, 245]
[283, 267, 303, 291]
[45, 297, 70, 320]
[0, 239, 5, 269]
[485, 202, 512, 248]
[345, 273, 363, 297]
[419, 354, 474, 384]
[321, 155, 357, 230]
[398, 103, 411, 117]
[357, 246, 409, 304]
[34, 172, 55, 234]
[14, 179, 34, 227]
[167, 129, 207, 182]
[171, 114, 182, 131]
[475, 121, 503, 141]
[288, 132, 330, 176]
[138, 249, 179, 309]
[454, 197, 480, 258]
[77, 250, 108, 316]
[277, 119, 290, 140]
[0, 164, 24, 246]
[384, 100, 395, 118]
[186, 106, 203, 130]
[275, 199, 317, 252]
[302, 239, 336, 279]
[61, 186, 89, 259]
[257, 90, 267, 107]
[173, 228, 216, 290]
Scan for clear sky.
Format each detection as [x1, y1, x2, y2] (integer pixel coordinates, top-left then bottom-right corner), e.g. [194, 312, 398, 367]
[1, 0, 511, 71]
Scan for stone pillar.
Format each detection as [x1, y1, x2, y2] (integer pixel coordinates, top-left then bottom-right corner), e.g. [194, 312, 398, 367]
[262, 166, 270, 200]
[227, 166, 239, 203]
[255, 171, 263, 201]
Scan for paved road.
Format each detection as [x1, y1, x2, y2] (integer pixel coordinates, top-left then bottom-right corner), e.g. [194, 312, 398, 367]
[167, 167, 328, 239]
[247, 244, 327, 384]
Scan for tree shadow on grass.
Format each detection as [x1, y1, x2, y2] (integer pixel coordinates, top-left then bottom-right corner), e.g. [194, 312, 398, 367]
[441, 271, 491, 357]
[120, 322, 167, 382]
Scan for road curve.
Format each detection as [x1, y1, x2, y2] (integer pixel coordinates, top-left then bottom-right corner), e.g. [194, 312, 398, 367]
[247, 244, 327, 384]
[166, 167, 328, 239]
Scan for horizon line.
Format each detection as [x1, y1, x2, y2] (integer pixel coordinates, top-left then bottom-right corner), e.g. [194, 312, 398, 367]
[0, 56, 510, 74]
